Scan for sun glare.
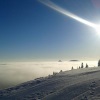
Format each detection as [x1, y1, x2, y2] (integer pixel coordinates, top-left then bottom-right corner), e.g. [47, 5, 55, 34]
[94, 25, 100, 35]
[39, 0, 100, 36]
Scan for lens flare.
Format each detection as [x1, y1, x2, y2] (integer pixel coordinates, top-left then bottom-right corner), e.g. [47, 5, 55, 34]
[38, 0, 100, 35]
[94, 25, 100, 35]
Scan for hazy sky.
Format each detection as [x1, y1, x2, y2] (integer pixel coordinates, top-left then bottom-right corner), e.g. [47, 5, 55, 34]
[0, 0, 100, 61]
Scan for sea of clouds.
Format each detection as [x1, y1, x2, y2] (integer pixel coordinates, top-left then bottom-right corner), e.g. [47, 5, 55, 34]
[0, 61, 97, 89]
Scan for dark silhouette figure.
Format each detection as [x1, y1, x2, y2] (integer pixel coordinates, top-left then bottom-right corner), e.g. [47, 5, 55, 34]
[85, 63, 88, 68]
[71, 66, 73, 70]
[98, 59, 100, 66]
[60, 70, 62, 73]
[81, 63, 84, 68]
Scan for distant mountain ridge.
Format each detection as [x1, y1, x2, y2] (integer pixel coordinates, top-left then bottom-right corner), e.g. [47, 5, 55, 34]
[70, 60, 79, 61]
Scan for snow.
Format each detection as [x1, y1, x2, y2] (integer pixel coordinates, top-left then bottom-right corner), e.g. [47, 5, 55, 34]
[0, 66, 100, 100]
[0, 61, 97, 89]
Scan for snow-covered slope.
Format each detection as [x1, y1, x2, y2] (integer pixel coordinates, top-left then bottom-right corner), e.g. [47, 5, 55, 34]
[0, 67, 100, 100]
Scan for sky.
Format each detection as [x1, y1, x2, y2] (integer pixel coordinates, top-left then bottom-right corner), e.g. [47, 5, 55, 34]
[0, 0, 100, 62]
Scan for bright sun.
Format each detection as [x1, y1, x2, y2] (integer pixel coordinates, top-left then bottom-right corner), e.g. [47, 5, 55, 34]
[94, 25, 100, 35]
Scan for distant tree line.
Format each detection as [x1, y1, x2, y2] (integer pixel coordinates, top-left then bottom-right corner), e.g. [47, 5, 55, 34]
[71, 62, 89, 70]
[80, 63, 89, 68]
[71, 59, 100, 70]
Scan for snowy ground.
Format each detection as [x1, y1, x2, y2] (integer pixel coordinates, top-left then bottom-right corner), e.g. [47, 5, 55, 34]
[0, 67, 100, 100]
